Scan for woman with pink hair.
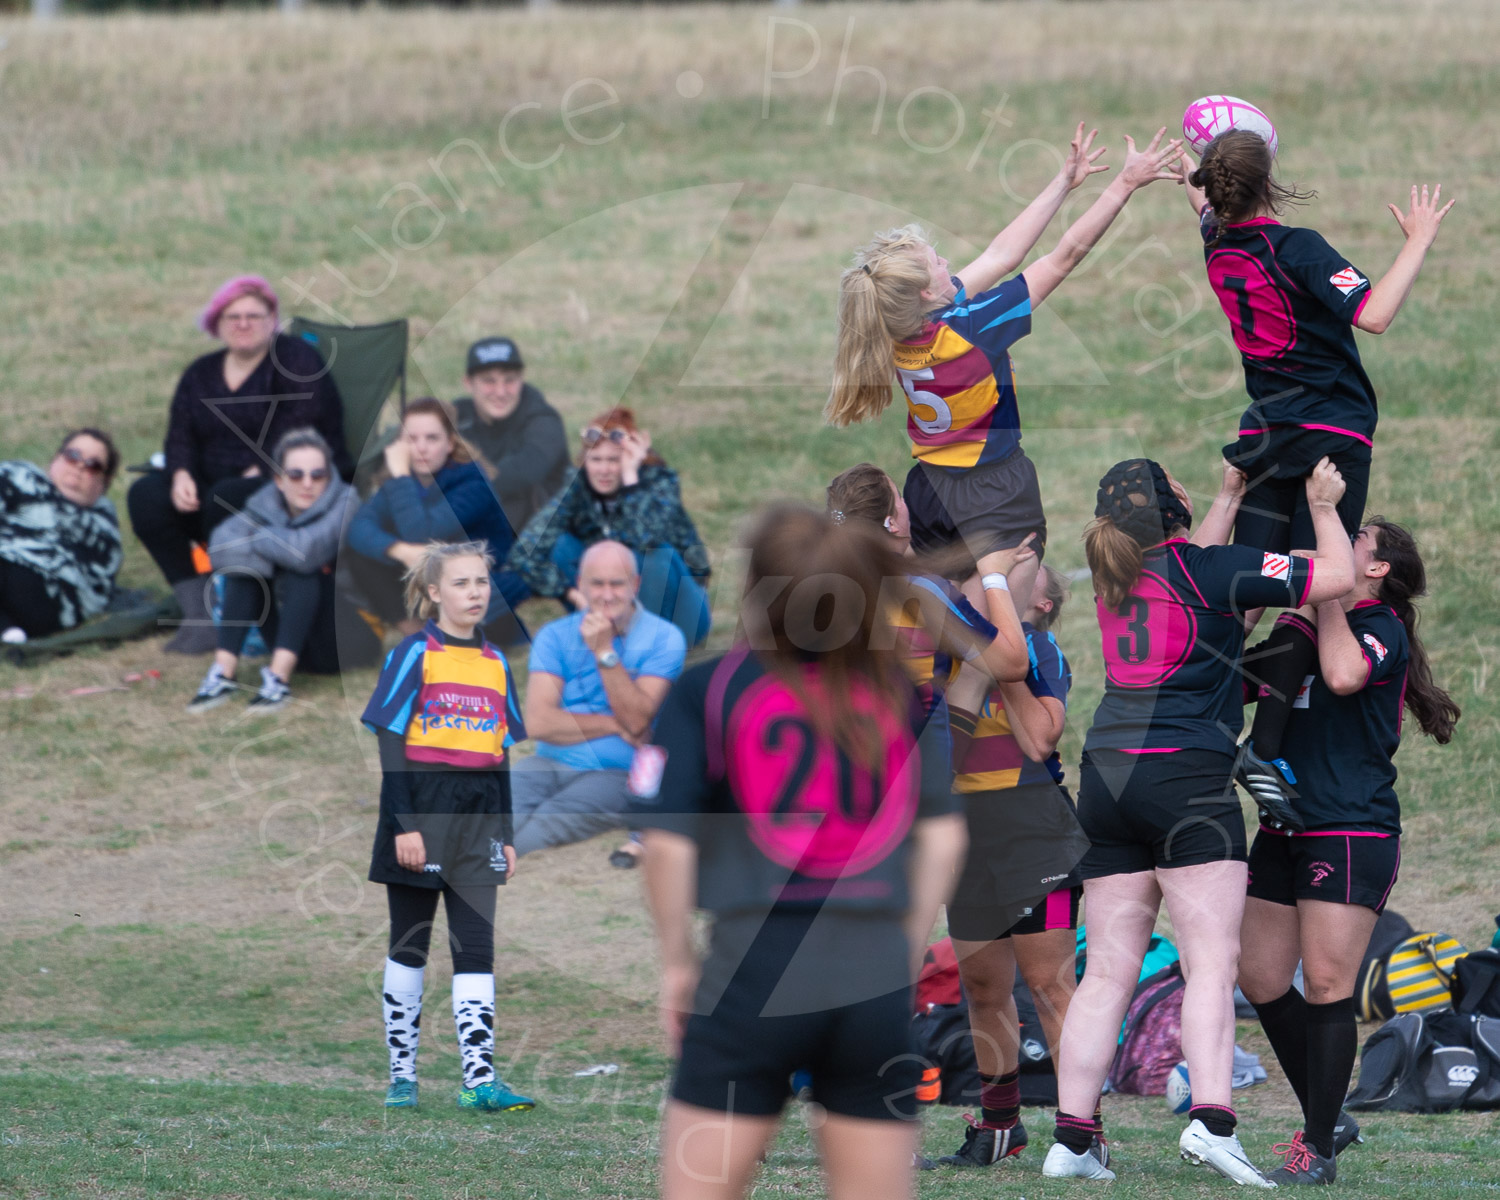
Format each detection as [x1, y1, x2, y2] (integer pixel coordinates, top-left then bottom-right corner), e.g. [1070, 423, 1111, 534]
[127, 275, 349, 652]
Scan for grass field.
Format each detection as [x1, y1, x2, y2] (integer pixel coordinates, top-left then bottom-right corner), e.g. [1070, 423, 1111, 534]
[2, 2, 1499, 1195]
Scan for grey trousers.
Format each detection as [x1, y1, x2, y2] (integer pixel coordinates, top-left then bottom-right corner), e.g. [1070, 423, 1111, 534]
[511, 756, 632, 857]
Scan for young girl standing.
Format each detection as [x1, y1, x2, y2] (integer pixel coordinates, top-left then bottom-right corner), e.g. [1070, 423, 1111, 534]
[1238, 520, 1460, 1184]
[361, 540, 534, 1112]
[1178, 131, 1454, 799]
[828, 123, 1182, 610]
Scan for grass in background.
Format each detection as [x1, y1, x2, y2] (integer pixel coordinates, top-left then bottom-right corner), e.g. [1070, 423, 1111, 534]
[1, 2, 1498, 1194]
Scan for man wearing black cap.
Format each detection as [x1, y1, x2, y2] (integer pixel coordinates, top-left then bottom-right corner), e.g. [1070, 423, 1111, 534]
[452, 337, 570, 533]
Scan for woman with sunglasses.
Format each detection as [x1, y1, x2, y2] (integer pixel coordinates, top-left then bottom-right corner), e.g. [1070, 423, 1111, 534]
[127, 275, 350, 653]
[190, 427, 379, 711]
[0, 428, 123, 645]
[507, 407, 712, 647]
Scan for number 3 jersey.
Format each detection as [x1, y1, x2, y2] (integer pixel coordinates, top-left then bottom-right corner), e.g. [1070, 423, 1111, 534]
[629, 647, 959, 916]
[1083, 539, 1315, 755]
[894, 274, 1032, 471]
[1202, 214, 1377, 444]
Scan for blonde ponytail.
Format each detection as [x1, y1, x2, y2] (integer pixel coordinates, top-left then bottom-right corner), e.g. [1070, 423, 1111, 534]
[826, 225, 938, 428]
[1084, 517, 1145, 612]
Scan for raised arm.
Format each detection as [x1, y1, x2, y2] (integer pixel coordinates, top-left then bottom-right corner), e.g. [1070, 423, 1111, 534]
[1191, 460, 1249, 548]
[1177, 152, 1208, 217]
[1024, 128, 1183, 309]
[1355, 184, 1455, 334]
[955, 122, 1108, 297]
[1300, 459, 1357, 604]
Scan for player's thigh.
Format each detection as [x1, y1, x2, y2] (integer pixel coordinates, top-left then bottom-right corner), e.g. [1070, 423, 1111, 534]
[818, 1111, 918, 1200]
[1296, 899, 1379, 1004]
[659, 1100, 780, 1200]
[1235, 471, 1300, 553]
[1239, 896, 1303, 1004]
[1078, 871, 1160, 989]
[1013, 926, 1079, 1007]
[1156, 858, 1249, 978]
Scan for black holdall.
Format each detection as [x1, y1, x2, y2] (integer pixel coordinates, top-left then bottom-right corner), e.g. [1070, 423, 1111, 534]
[1453, 948, 1500, 1019]
[1346, 1009, 1500, 1113]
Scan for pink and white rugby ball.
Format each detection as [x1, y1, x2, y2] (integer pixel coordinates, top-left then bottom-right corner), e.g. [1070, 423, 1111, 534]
[1182, 95, 1278, 158]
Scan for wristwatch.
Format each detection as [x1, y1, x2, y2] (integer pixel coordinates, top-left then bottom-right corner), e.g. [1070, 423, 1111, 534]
[596, 649, 621, 670]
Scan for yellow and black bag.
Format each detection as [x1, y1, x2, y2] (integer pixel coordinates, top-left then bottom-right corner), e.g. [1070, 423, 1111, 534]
[1361, 932, 1469, 1021]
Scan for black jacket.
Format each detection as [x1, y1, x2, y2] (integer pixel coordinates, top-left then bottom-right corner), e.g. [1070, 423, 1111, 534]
[452, 385, 570, 532]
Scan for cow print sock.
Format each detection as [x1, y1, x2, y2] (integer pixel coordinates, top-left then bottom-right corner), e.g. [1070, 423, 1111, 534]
[382, 958, 425, 1083]
[452, 972, 496, 1089]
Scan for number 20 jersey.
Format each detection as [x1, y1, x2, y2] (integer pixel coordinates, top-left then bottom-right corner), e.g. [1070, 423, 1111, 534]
[1202, 215, 1377, 444]
[630, 648, 958, 915]
[1083, 539, 1315, 755]
[894, 275, 1033, 471]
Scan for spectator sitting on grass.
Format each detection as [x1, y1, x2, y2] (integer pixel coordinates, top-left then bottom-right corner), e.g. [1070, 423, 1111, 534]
[511, 539, 686, 869]
[506, 407, 712, 648]
[188, 427, 380, 713]
[127, 275, 350, 654]
[451, 337, 569, 534]
[345, 398, 530, 645]
[0, 428, 123, 646]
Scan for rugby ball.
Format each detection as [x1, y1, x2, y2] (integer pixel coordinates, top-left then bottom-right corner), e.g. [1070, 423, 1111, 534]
[1182, 95, 1278, 158]
[1164, 1060, 1193, 1114]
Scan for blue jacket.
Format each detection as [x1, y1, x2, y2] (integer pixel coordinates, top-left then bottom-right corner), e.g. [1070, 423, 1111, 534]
[348, 460, 516, 565]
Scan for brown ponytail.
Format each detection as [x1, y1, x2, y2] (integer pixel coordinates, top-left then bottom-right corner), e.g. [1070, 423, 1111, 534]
[1190, 129, 1314, 235]
[1084, 517, 1146, 612]
[826, 225, 937, 428]
[1368, 519, 1460, 744]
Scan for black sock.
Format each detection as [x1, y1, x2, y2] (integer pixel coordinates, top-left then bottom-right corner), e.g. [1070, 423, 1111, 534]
[1053, 1110, 1094, 1155]
[1303, 997, 1357, 1159]
[1189, 1103, 1237, 1137]
[1252, 986, 1310, 1114]
[1246, 615, 1318, 762]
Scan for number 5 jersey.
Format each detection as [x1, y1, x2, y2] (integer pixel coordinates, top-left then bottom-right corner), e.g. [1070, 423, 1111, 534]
[1084, 538, 1315, 755]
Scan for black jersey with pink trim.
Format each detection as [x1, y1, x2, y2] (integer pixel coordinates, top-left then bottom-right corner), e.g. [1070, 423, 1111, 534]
[1269, 602, 1409, 833]
[1201, 213, 1377, 445]
[629, 648, 958, 916]
[1083, 539, 1315, 754]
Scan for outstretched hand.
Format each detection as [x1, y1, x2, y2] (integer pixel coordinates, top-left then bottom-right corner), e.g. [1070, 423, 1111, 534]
[1061, 122, 1109, 190]
[1387, 183, 1455, 247]
[1118, 127, 1185, 191]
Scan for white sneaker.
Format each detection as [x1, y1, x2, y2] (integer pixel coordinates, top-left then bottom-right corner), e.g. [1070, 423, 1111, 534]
[186, 665, 237, 713]
[1042, 1141, 1116, 1181]
[1, 626, 26, 645]
[1179, 1119, 1275, 1188]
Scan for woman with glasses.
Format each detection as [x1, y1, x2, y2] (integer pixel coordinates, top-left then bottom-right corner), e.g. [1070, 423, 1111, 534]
[126, 275, 350, 653]
[507, 406, 712, 647]
[0, 428, 123, 645]
[190, 427, 379, 711]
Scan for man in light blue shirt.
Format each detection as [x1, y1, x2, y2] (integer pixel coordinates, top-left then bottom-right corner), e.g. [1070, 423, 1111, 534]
[512, 540, 687, 860]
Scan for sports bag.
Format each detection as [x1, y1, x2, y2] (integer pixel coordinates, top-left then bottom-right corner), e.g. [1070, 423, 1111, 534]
[1359, 928, 1467, 1021]
[1453, 949, 1500, 1019]
[1345, 1010, 1500, 1112]
[1106, 964, 1185, 1095]
[1354, 909, 1415, 1021]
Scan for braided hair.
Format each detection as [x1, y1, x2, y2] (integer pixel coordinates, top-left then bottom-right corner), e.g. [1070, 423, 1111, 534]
[1367, 519, 1460, 743]
[1084, 459, 1193, 611]
[1191, 129, 1314, 245]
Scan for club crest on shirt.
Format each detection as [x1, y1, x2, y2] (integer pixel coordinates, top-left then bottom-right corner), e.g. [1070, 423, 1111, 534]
[1330, 267, 1368, 296]
[1362, 632, 1389, 663]
[1293, 674, 1314, 709]
[1260, 552, 1291, 581]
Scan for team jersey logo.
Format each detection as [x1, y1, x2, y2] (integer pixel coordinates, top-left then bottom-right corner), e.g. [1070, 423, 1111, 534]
[627, 744, 668, 800]
[1362, 632, 1389, 663]
[1293, 674, 1314, 709]
[1260, 552, 1291, 581]
[1330, 266, 1369, 296]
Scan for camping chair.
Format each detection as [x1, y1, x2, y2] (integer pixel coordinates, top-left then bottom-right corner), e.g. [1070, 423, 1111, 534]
[287, 316, 408, 484]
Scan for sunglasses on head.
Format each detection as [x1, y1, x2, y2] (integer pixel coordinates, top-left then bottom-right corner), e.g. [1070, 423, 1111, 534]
[61, 446, 107, 475]
[581, 427, 628, 447]
[282, 468, 329, 483]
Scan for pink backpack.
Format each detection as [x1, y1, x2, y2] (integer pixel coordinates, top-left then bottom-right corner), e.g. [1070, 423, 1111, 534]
[1106, 964, 1186, 1095]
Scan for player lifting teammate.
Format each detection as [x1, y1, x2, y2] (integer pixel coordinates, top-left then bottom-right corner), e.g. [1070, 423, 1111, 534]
[1177, 129, 1454, 812]
[1238, 519, 1460, 1184]
[827, 123, 1182, 612]
[1043, 457, 1354, 1185]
